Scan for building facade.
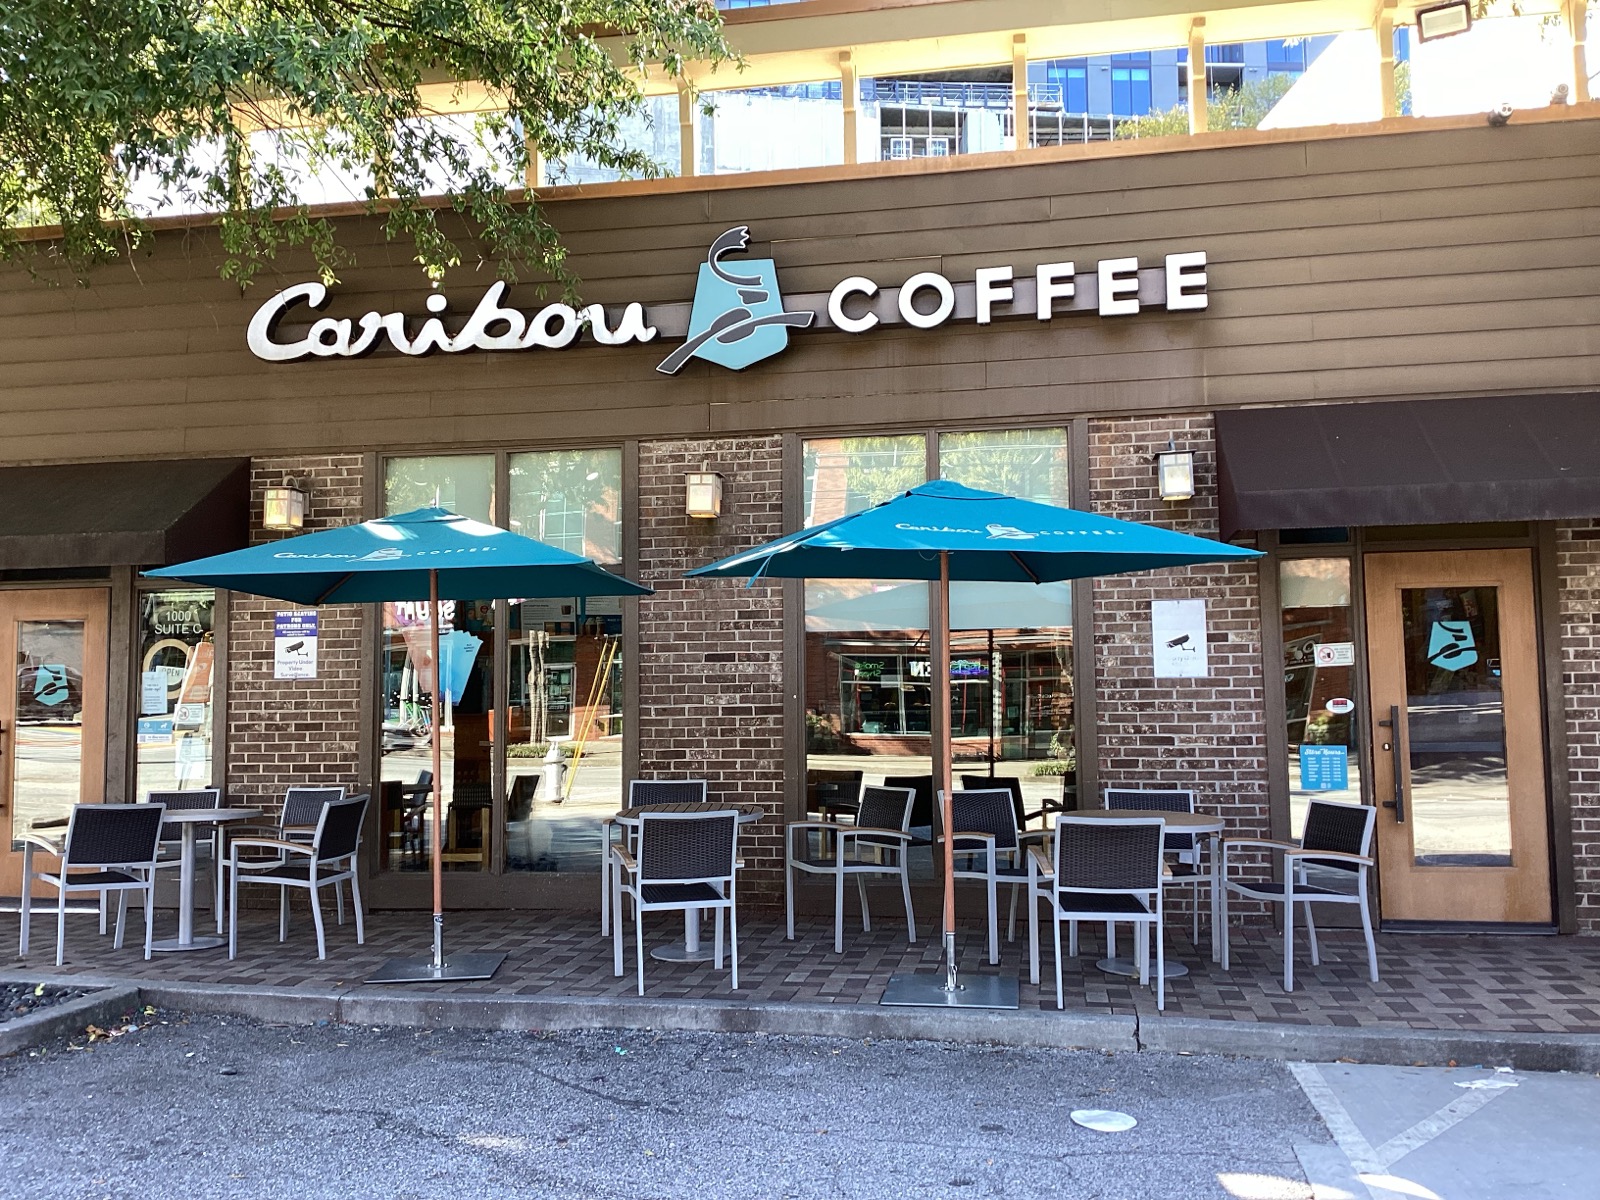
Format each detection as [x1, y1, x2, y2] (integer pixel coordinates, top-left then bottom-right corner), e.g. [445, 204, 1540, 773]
[2, 103, 1598, 938]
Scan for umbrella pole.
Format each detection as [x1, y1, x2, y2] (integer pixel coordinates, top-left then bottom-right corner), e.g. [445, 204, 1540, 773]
[431, 567, 446, 970]
[937, 551, 958, 992]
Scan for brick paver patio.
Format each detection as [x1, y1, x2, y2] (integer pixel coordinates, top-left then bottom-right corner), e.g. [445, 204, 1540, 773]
[10, 902, 1600, 1036]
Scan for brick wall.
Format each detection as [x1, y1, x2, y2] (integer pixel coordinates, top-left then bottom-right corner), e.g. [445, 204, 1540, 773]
[1088, 414, 1270, 918]
[225, 456, 367, 815]
[1557, 520, 1600, 933]
[636, 437, 787, 906]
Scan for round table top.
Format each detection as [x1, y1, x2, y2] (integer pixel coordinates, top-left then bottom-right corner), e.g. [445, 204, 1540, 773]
[156, 806, 263, 824]
[616, 802, 765, 822]
[1069, 808, 1224, 833]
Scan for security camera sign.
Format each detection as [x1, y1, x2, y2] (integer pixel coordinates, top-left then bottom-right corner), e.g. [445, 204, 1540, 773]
[273, 611, 319, 680]
[1151, 599, 1208, 679]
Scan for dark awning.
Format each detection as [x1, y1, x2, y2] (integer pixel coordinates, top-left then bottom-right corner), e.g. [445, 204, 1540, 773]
[0, 458, 250, 570]
[1216, 394, 1600, 539]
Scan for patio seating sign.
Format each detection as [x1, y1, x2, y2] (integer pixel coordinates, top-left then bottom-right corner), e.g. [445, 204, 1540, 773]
[273, 611, 319, 680]
[1151, 599, 1208, 678]
[1299, 744, 1350, 791]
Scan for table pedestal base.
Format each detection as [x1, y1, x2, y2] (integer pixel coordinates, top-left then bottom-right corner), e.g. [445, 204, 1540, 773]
[650, 944, 715, 963]
[1097, 956, 1189, 979]
[880, 971, 1020, 1009]
[150, 934, 226, 954]
[367, 952, 507, 984]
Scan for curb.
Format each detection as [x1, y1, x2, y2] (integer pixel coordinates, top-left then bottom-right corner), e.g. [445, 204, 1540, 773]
[10, 975, 1600, 1072]
[0, 982, 142, 1058]
[136, 981, 1141, 1052]
[1138, 1013, 1600, 1073]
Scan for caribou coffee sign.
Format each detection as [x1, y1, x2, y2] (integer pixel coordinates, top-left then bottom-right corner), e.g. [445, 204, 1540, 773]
[247, 225, 1208, 373]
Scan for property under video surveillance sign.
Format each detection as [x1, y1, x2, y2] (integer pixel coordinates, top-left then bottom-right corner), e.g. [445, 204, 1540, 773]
[1151, 599, 1209, 679]
[247, 226, 1209, 371]
[273, 610, 319, 681]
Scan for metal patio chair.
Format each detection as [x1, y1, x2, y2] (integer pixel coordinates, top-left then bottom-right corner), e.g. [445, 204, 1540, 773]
[1028, 815, 1168, 1010]
[226, 794, 369, 960]
[1106, 787, 1208, 946]
[785, 784, 917, 953]
[960, 774, 1028, 831]
[19, 803, 167, 965]
[935, 787, 1032, 965]
[611, 808, 741, 996]
[600, 778, 709, 935]
[1220, 800, 1378, 992]
[145, 788, 226, 932]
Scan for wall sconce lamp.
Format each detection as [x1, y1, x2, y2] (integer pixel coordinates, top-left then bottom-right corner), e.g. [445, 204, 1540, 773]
[262, 478, 309, 531]
[685, 471, 725, 519]
[1156, 441, 1196, 502]
[1416, 0, 1472, 42]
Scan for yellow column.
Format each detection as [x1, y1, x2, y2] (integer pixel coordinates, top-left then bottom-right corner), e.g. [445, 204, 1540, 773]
[1376, 1, 1399, 119]
[841, 52, 859, 165]
[1564, 0, 1591, 103]
[679, 86, 699, 177]
[523, 136, 542, 191]
[1188, 19, 1208, 134]
[1012, 34, 1030, 150]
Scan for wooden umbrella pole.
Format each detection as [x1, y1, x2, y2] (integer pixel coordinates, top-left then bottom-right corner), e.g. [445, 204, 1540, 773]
[430, 568, 445, 971]
[936, 550, 958, 991]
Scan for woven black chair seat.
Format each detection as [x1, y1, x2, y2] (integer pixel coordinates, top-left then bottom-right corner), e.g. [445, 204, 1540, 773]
[954, 861, 1031, 880]
[1230, 879, 1352, 900]
[1051, 891, 1154, 916]
[1166, 862, 1203, 879]
[49, 869, 142, 888]
[639, 882, 724, 906]
[240, 860, 349, 882]
[794, 850, 901, 869]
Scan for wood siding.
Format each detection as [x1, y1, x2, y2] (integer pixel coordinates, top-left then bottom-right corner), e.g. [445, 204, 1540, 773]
[2, 116, 1599, 464]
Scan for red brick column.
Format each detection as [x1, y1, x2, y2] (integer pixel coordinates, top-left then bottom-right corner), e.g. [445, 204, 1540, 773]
[1088, 414, 1270, 918]
[636, 437, 787, 908]
[1557, 520, 1600, 934]
[225, 456, 367, 816]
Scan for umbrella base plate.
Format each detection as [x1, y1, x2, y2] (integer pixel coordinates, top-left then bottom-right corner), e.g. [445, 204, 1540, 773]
[880, 971, 1019, 1010]
[366, 952, 507, 984]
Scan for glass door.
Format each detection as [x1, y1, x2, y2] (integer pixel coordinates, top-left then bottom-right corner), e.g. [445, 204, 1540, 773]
[1363, 550, 1552, 924]
[0, 589, 108, 898]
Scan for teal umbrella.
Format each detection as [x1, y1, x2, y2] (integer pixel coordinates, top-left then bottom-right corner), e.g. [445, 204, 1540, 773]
[689, 480, 1261, 1007]
[145, 507, 646, 604]
[149, 507, 651, 982]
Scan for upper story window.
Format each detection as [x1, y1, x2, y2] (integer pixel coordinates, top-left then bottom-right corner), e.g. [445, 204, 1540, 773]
[1109, 54, 1153, 117]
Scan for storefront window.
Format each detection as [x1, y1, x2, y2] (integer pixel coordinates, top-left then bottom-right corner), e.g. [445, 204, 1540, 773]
[509, 448, 622, 563]
[802, 430, 1074, 846]
[380, 456, 496, 873]
[377, 450, 625, 877]
[505, 596, 623, 872]
[384, 454, 494, 522]
[1280, 558, 1362, 834]
[135, 589, 215, 797]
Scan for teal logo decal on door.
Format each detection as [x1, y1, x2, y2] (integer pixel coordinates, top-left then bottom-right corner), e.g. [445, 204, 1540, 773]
[656, 227, 815, 374]
[34, 664, 70, 706]
[1427, 620, 1478, 671]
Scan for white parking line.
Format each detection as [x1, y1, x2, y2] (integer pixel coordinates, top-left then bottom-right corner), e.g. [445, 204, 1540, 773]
[1289, 1061, 1518, 1200]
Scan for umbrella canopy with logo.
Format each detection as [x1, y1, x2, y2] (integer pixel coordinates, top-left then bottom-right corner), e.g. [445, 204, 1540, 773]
[148, 507, 651, 982]
[688, 480, 1262, 1007]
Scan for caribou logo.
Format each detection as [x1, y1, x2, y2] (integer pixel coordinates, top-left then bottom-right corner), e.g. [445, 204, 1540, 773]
[655, 227, 815, 374]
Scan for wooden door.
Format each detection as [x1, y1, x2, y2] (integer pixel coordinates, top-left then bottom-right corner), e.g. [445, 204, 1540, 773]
[0, 590, 108, 898]
[1363, 550, 1551, 924]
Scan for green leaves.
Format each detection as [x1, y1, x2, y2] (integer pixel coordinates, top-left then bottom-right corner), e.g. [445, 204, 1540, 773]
[0, 0, 732, 288]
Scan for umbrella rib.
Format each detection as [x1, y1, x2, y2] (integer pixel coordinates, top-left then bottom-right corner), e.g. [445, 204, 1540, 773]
[313, 573, 355, 605]
[1008, 552, 1042, 584]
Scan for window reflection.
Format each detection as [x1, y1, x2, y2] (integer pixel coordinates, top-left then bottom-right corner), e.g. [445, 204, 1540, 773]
[135, 589, 215, 797]
[1280, 558, 1363, 835]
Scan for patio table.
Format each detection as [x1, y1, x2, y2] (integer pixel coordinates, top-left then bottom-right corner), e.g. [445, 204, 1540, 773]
[150, 807, 261, 953]
[613, 801, 764, 963]
[1066, 808, 1225, 978]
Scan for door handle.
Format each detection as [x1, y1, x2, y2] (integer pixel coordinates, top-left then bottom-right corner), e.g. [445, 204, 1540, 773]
[1378, 702, 1408, 823]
